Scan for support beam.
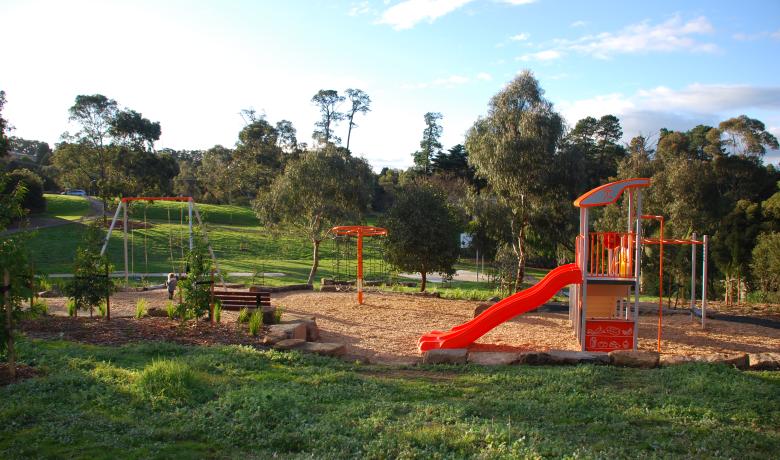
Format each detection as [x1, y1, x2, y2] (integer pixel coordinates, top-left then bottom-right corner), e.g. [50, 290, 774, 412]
[101, 202, 123, 256]
[702, 235, 709, 329]
[123, 202, 128, 284]
[188, 200, 193, 250]
[633, 191, 642, 351]
[691, 232, 697, 313]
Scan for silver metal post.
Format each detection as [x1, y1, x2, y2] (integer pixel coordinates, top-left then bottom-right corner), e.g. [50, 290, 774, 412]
[188, 200, 194, 250]
[101, 202, 123, 256]
[123, 202, 128, 284]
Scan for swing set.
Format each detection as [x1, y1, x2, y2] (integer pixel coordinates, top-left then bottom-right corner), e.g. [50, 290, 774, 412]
[100, 197, 224, 284]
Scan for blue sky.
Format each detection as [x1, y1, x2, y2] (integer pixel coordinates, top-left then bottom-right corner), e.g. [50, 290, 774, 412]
[2, 0, 779, 169]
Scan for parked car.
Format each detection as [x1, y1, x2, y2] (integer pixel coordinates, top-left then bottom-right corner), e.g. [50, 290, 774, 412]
[61, 189, 87, 196]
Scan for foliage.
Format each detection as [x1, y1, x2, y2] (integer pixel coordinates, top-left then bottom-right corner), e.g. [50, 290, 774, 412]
[273, 305, 283, 324]
[466, 70, 564, 291]
[176, 238, 213, 322]
[29, 299, 48, 318]
[254, 147, 373, 285]
[381, 180, 462, 291]
[165, 301, 176, 320]
[135, 298, 149, 319]
[751, 232, 780, 293]
[213, 299, 222, 323]
[97, 300, 107, 318]
[64, 222, 114, 316]
[412, 112, 443, 174]
[66, 298, 77, 317]
[237, 308, 251, 324]
[719, 115, 780, 157]
[2, 339, 780, 458]
[311, 89, 345, 145]
[2, 168, 45, 213]
[0, 90, 9, 157]
[344, 88, 371, 151]
[247, 311, 262, 336]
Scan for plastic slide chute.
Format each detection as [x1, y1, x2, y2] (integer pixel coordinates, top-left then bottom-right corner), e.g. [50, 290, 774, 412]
[417, 264, 582, 352]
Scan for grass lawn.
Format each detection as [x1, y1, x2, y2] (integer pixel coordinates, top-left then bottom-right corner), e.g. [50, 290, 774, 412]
[40, 194, 90, 221]
[1, 339, 778, 458]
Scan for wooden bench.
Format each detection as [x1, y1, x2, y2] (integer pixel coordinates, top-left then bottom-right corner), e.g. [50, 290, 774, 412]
[212, 289, 271, 311]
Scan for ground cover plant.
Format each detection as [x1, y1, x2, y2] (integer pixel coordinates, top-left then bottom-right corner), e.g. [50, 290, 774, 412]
[0, 339, 778, 458]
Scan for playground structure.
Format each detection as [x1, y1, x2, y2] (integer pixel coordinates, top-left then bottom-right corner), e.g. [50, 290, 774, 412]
[100, 197, 224, 284]
[419, 178, 710, 353]
[329, 225, 387, 304]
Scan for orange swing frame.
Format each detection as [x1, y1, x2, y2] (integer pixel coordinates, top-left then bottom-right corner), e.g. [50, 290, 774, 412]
[330, 226, 388, 304]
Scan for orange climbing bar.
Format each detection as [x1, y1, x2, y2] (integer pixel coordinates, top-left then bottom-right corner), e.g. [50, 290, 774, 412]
[121, 196, 193, 203]
[329, 225, 388, 305]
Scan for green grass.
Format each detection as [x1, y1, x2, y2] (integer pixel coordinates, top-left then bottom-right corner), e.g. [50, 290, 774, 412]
[40, 194, 90, 221]
[123, 200, 259, 227]
[1, 339, 778, 458]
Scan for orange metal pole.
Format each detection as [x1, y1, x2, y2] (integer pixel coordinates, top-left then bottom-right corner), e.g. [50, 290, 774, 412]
[658, 218, 664, 353]
[357, 233, 364, 305]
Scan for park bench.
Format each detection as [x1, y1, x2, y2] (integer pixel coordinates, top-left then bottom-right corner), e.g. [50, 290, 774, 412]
[212, 289, 271, 311]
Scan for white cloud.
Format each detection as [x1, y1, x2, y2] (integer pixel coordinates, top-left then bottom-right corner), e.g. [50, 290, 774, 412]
[348, 1, 372, 16]
[500, 0, 536, 4]
[519, 49, 562, 61]
[570, 20, 587, 28]
[402, 74, 471, 89]
[509, 32, 530, 41]
[378, 0, 474, 30]
[529, 15, 716, 60]
[476, 72, 493, 81]
[772, 29, 780, 39]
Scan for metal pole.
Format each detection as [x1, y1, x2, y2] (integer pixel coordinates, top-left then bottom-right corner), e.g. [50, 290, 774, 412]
[123, 202, 128, 284]
[691, 232, 697, 315]
[105, 262, 111, 321]
[702, 235, 708, 329]
[657, 217, 664, 353]
[633, 191, 642, 351]
[580, 208, 589, 351]
[357, 233, 364, 305]
[101, 202, 124, 256]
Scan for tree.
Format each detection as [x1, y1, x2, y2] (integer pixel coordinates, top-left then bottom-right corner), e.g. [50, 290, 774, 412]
[196, 145, 236, 204]
[412, 112, 443, 174]
[232, 119, 283, 202]
[254, 147, 373, 285]
[465, 70, 564, 291]
[177, 237, 213, 323]
[275, 120, 298, 154]
[311, 90, 344, 145]
[0, 91, 9, 158]
[719, 115, 779, 158]
[751, 232, 780, 296]
[109, 109, 161, 150]
[344, 89, 371, 151]
[380, 181, 462, 291]
[64, 222, 115, 317]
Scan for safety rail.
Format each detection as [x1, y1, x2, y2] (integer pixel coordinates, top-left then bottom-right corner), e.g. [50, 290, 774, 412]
[577, 232, 635, 278]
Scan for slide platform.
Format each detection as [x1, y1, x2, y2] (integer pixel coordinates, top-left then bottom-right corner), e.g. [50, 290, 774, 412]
[417, 263, 582, 352]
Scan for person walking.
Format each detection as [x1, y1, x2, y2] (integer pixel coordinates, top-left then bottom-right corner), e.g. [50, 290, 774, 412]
[166, 273, 178, 300]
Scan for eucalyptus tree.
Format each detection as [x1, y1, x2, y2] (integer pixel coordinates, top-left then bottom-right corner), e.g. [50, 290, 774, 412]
[344, 88, 371, 151]
[311, 90, 344, 146]
[465, 71, 564, 291]
[412, 112, 443, 175]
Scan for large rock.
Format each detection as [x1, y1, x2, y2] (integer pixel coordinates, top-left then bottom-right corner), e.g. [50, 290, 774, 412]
[701, 353, 749, 370]
[147, 307, 168, 318]
[267, 322, 307, 341]
[282, 316, 320, 342]
[517, 351, 552, 365]
[660, 355, 697, 366]
[748, 352, 780, 370]
[467, 352, 521, 366]
[262, 329, 288, 345]
[546, 350, 609, 365]
[273, 339, 306, 351]
[609, 350, 659, 368]
[473, 302, 496, 318]
[422, 349, 468, 364]
[260, 306, 277, 325]
[297, 342, 346, 357]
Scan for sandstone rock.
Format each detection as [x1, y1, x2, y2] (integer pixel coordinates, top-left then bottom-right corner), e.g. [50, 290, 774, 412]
[267, 322, 307, 340]
[261, 306, 277, 325]
[147, 307, 168, 318]
[701, 353, 749, 370]
[422, 349, 468, 364]
[320, 285, 338, 292]
[262, 329, 288, 345]
[281, 316, 320, 342]
[546, 350, 609, 365]
[297, 342, 346, 357]
[467, 352, 521, 366]
[748, 352, 780, 371]
[273, 339, 306, 350]
[517, 351, 551, 365]
[609, 350, 659, 368]
[659, 355, 697, 366]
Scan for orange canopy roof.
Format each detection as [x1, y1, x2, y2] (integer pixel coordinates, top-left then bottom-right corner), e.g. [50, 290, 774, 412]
[573, 178, 650, 208]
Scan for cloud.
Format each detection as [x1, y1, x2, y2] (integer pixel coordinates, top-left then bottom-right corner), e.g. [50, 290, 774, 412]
[519, 49, 562, 61]
[348, 1, 372, 16]
[527, 15, 716, 60]
[476, 72, 493, 81]
[402, 74, 471, 89]
[509, 32, 530, 41]
[557, 84, 780, 147]
[500, 0, 536, 4]
[377, 0, 474, 30]
[772, 29, 780, 39]
[570, 20, 587, 28]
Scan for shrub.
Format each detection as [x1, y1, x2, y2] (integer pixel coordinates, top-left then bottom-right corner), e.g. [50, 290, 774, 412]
[30, 299, 48, 317]
[65, 221, 115, 316]
[135, 298, 149, 319]
[237, 308, 251, 324]
[66, 298, 77, 317]
[165, 301, 176, 320]
[97, 300, 107, 318]
[751, 232, 780, 294]
[273, 305, 284, 324]
[3, 168, 45, 213]
[248, 311, 262, 336]
[177, 238, 213, 322]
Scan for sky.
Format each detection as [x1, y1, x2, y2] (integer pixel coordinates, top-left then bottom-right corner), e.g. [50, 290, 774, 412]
[2, 0, 780, 170]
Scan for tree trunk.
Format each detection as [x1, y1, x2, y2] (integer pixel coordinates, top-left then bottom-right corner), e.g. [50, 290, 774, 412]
[513, 231, 527, 294]
[420, 271, 427, 292]
[346, 121, 354, 151]
[307, 240, 321, 286]
[4, 270, 15, 380]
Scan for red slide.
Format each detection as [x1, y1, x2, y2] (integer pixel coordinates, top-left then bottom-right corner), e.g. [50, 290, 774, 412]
[417, 264, 582, 352]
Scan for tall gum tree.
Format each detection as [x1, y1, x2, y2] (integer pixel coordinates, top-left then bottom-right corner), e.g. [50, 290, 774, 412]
[465, 71, 564, 291]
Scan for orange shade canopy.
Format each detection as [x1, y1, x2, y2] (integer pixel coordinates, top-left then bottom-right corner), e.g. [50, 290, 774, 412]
[330, 225, 388, 237]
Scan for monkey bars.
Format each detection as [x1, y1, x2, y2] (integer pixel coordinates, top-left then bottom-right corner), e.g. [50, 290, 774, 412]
[330, 226, 387, 304]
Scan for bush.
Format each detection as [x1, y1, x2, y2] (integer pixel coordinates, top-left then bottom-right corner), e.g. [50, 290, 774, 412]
[237, 308, 251, 324]
[66, 298, 77, 317]
[135, 299, 149, 319]
[165, 301, 176, 320]
[30, 299, 48, 317]
[751, 232, 780, 294]
[177, 238, 213, 322]
[3, 168, 45, 213]
[97, 300, 107, 318]
[65, 221, 115, 316]
[213, 299, 222, 323]
[273, 305, 283, 324]
[248, 311, 262, 336]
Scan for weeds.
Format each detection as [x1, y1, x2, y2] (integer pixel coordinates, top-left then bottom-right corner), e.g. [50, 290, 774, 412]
[273, 305, 283, 323]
